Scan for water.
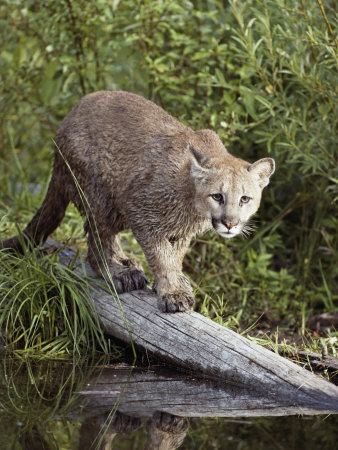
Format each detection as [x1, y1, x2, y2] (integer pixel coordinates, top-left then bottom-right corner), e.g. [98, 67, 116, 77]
[0, 356, 337, 449]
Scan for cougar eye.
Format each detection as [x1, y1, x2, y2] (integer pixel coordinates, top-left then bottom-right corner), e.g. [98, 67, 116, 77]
[211, 193, 223, 203]
[240, 196, 251, 204]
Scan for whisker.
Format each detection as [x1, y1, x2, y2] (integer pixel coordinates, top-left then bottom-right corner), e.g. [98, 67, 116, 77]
[240, 221, 257, 239]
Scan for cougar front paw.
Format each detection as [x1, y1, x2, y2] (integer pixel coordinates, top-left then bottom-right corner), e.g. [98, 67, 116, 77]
[160, 292, 195, 313]
[111, 268, 148, 293]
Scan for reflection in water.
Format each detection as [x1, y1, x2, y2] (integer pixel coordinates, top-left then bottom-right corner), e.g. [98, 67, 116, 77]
[0, 356, 86, 450]
[79, 412, 142, 450]
[78, 411, 188, 450]
[144, 412, 188, 450]
[0, 356, 337, 449]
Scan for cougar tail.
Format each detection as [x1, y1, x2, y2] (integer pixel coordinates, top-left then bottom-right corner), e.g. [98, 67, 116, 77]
[0, 156, 70, 253]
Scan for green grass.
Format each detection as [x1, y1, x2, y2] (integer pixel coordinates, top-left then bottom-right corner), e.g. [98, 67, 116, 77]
[0, 237, 109, 358]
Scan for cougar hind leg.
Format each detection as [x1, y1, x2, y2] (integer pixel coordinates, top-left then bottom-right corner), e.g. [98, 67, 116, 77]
[86, 222, 148, 293]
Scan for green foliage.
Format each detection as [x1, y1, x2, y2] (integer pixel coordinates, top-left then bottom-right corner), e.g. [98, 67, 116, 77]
[0, 0, 337, 352]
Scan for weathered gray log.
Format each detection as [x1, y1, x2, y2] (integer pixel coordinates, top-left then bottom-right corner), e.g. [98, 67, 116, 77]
[53, 241, 338, 412]
[79, 365, 338, 417]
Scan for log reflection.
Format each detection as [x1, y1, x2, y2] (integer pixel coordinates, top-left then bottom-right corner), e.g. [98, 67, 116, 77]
[0, 356, 337, 449]
[78, 412, 141, 450]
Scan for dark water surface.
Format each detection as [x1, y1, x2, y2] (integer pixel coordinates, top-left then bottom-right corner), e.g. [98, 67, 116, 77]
[0, 356, 337, 450]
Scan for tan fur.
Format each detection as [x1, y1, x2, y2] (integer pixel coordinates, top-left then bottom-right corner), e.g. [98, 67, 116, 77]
[1, 91, 275, 312]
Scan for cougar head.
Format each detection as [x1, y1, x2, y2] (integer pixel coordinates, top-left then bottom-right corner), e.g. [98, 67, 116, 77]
[189, 146, 275, 239]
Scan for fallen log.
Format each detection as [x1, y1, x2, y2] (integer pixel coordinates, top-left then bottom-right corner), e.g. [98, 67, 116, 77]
[52, 241, 338, 412]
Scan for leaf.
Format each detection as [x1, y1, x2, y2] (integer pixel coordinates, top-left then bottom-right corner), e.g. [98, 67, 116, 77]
[44, 61, 58, 79]
[255, 95, 274, 115]
[40, 77, 62, 105]
[215, 68, 226, 86]
[240, 87, 256, 119]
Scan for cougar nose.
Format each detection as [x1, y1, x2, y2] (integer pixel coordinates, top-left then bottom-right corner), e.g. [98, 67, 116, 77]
[225, 222, 235, 230]
[222, 218, 238, 230]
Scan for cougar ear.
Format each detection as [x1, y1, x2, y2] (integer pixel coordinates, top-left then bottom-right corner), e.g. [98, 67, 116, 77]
[248, 157, 275, 188]
[189, 145, 211, 180]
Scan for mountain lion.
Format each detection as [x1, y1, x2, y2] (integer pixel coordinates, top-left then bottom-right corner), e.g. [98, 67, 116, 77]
[1, 91, 275, 312]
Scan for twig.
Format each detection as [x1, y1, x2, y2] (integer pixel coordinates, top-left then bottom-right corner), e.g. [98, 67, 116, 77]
[316, 0, 333, 36]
